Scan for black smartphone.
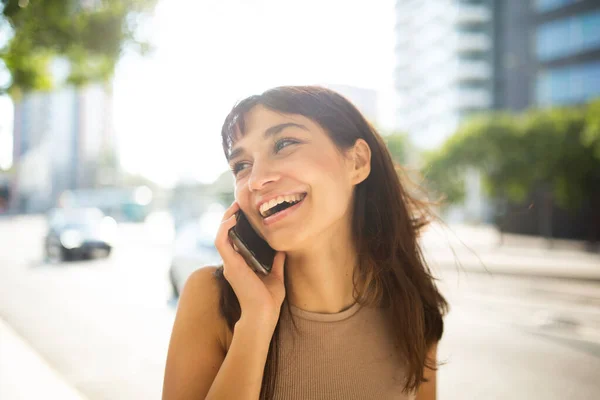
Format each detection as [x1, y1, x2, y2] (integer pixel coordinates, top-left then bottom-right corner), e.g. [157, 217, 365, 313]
[228, 211, 276, 275]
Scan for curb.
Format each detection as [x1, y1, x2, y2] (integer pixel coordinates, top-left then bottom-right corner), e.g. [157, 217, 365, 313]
[0, 318, 87, 400]
[430, 257, 600, 282]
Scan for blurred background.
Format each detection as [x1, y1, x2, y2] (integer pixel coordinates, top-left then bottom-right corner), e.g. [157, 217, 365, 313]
[0, 0, 599, 399]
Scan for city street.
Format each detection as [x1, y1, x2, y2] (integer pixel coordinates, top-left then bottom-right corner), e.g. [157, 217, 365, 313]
[1, 215, 599, 399]
[2, 1, 600, 399]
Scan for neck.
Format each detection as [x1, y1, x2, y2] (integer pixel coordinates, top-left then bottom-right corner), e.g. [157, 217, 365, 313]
[284, 216, 357, 314]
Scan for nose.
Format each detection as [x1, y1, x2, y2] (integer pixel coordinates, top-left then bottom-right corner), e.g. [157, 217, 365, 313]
[247, 159, 280, 192]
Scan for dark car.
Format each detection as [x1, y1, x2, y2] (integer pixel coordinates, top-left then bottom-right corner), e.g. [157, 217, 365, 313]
[44, 207, 117, 262]
[169, 206, 224, 297]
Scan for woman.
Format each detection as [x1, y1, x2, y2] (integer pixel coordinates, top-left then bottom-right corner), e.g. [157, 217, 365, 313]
[163, 86, 447, 400]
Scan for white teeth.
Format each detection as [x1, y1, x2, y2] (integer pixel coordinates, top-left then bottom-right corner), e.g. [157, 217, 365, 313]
[259, 193, 305, 217]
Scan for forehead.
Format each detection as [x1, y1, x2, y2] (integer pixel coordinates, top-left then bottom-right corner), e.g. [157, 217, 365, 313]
[226, 105, 322, 158]
[240, 105, 318, 136]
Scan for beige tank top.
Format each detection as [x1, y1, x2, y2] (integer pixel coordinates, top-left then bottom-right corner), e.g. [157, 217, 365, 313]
[273, 302, 415, 400]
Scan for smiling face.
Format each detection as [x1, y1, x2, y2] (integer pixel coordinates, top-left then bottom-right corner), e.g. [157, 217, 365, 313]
[227, 105, 363, 252]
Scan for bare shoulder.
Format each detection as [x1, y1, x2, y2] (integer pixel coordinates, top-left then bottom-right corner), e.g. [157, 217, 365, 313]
[181, 266, 220, 302]
[177, 266, 228, 347]
[163, 266, 229, 399]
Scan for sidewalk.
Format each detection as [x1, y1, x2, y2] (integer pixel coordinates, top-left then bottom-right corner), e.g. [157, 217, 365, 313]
[421, 224, 600, 281]
[0, 318, 87, 400]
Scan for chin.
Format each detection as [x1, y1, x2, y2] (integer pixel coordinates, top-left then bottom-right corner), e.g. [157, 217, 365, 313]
[265, 238, 290, 252]
[265, 233, 304, 253]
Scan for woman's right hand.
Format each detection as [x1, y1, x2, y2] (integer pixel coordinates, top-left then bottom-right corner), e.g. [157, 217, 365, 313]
[214, 202, 286, 330]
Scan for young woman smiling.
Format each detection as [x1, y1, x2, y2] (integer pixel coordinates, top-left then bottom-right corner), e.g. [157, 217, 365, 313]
[163, 86, 447, 400]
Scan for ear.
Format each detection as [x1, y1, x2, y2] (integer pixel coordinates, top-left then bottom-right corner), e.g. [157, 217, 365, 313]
[348, 139, 371, 185]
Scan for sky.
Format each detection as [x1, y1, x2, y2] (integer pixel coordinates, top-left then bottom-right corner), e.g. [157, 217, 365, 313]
[1, 0, 396, 186]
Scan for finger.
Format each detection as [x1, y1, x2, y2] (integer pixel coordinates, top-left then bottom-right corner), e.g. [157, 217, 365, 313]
[217, 212, 237, 238]
[215, 212, 237, 248]
[219, 243, 254, 289]
[215, 214, 243, 261]
[215, 212, 260, 289]
[221, 201, 240, 222]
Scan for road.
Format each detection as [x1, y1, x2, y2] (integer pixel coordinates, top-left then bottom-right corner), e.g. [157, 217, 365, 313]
[1, 215, 599, 399]
[0, 216, 174, 399]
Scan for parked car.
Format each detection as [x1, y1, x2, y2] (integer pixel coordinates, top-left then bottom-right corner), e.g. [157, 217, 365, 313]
[44, 207, 117, 262]
[169, 206, 224, 297]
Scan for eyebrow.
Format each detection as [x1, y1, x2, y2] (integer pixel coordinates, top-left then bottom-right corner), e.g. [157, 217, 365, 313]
[227, 123, 308, 160]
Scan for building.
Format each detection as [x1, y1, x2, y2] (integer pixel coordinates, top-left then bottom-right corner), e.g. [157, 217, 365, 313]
[394, 0, 494, 222]
[490, 0, 600, 239]
[395, 0, 600, 142]
[11, 83, 117, 213]
[394, 0, 493, 149]
[493, 0, 600, 111]
[394, 0, 600, 223]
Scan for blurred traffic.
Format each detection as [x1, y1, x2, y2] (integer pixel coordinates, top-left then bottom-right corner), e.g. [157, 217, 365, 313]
[45, 207, 116, 262]
[168, 203, 223, 297]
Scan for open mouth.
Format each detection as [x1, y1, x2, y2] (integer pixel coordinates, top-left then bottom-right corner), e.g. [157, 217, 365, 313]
[259, 193, 307, 218]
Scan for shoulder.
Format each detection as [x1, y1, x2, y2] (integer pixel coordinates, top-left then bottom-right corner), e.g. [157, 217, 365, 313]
[163, 266, 230, 398]
[181, 266, 220, 300]
[176, 266, 230, 350]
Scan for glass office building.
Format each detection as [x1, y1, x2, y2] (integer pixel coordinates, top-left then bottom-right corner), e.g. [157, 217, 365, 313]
[394, 0, 494, 149]
[493, 0, 600, 110]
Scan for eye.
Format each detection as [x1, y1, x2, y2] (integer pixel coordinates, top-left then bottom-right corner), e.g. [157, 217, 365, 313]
[274, 138, 299, 153]
[231, 161, 250, 176]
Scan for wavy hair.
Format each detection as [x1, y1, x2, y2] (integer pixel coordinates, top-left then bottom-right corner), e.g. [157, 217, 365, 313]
[214, 86, 447, 398]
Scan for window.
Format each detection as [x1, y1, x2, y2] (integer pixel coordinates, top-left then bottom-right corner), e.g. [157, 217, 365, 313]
[536, 10, 600, 61]
[536, 61, 600, 105]
[458, 81, 487, 90]
[535, 0, 576, 13]
[460, 50, 487, 61]
[456, 25, 486, 33]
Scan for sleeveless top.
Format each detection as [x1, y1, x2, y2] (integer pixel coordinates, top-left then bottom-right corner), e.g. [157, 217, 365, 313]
[272, 302, 415, 400]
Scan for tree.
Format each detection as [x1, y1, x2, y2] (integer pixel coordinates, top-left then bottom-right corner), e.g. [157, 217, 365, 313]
[0, 0, 157, 96]
[581, 99, 600, 246]
[383, 131, 410, 165]
[423, 100, 600, 244]
[423, 114, 523, 205]
[424, 104, 600, 209]
[583, 99, 600, 164]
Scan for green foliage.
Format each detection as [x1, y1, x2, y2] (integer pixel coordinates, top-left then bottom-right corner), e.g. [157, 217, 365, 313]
[424, 100, 600, 210]
[383, 131, 410, 165]
[423, 114, 522, 204]
[0, 0, 157, 94]
[521, 106, 589, 208]
[583, 99, 600, 160]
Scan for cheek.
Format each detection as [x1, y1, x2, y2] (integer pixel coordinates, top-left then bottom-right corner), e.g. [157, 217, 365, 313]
[306, 155, 354, 210]
[234, 182, 252, 212]
[303, 149, 347, 178]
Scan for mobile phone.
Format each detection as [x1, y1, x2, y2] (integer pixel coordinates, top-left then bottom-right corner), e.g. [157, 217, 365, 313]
[228, 211, 275, 275]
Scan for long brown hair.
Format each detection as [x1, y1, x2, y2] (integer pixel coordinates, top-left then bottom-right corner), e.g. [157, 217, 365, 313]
[214, 86, 447, 398]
